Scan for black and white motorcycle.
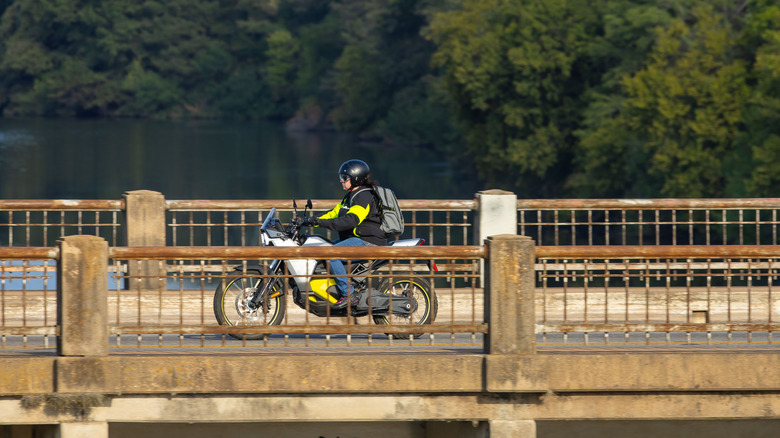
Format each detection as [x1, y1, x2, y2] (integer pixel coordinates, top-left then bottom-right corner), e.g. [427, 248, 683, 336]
[213, 200, 438, 338]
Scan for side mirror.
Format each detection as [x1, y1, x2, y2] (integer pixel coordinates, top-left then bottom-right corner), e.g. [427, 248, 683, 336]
[306, 199, 313, 209]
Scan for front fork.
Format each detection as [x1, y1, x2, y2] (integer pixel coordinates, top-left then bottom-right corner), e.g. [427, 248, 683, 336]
[248, 260, 284, 310]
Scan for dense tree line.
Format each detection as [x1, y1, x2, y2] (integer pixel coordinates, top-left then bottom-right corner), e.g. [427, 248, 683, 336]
[1, 0, 778, 198]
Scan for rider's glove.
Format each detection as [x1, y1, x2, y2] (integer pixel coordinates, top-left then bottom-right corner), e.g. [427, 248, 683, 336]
[301, 216, 319, 227]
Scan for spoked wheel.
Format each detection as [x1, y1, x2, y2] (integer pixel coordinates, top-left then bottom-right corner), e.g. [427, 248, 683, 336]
[213, 271, 286, 340]
[372, 277, 437, 339]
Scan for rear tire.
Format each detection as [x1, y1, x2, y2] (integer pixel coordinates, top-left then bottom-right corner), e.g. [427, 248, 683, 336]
[213, 271, 286, 340]
[372, 276, 437, 339]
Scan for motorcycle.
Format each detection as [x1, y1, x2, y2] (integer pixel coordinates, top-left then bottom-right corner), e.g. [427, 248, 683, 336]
[213, 199, 438, 339]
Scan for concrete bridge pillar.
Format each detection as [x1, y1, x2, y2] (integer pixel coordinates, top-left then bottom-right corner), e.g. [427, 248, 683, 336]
[489, 420, 536, 437]
[59, 422, 108, 438]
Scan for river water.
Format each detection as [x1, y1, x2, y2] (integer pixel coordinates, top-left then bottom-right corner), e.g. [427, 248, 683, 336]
[0, 118, 484, 201]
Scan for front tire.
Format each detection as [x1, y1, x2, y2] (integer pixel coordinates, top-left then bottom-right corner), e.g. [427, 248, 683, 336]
[372, 276, 437, 339]
[213, 271, 286, 340]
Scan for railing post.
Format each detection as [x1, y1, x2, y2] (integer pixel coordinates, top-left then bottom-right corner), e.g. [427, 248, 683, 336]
[57, 235, 109, 357]
[476, 190, 518, 285]
[476, 189, 518, 243]
[123, 190, 166, 290]
[485, 234, 535, 355]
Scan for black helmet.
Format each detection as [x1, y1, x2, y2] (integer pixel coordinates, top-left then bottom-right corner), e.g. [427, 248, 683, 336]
[338, 159, 370, 186]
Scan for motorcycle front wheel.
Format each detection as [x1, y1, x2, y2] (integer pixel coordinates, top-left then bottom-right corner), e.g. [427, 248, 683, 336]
[372, 276, 437, 339]
[213, 271, 286, 340]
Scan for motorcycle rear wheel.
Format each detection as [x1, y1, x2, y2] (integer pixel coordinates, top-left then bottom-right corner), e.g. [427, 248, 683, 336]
[371, 276, 437, 339]
[213, 272, 286, 340]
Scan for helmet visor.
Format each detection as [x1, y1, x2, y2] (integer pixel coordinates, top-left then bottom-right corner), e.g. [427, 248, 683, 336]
[339, 174, 350, 182]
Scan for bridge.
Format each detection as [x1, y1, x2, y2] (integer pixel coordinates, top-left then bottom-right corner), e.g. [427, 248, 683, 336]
[0, 190, 778, 438]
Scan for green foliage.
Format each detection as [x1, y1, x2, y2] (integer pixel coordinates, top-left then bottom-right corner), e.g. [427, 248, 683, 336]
[329, 0, 455, 142]
[0, 0, 457, 146]
[428, 0, 598, 195]
[263, 29, 300, 117]
[576, 4, 751, 197]
[1, 0, 780, 198]
[0, 0, 277, 118]
[120, 60, 182, 117]
[742, 1, 780, 196]
[428, 0, 780, 197]
[332, 44, 385, 132]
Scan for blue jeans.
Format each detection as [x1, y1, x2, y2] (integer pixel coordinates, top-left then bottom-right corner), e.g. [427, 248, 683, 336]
[330, 237, 366, 297]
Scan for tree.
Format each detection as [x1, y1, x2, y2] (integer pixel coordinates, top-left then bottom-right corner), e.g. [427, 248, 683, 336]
[0, 0, 278, 118]
[574, 4, 751, 197]
[567, 0, 674, 197]
[328, 0, 451, 143]
[428, 0, 600, 195]
[741, 1, 780, 196]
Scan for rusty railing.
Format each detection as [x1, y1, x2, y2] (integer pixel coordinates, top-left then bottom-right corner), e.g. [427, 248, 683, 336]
[0, 247, 59, 348]
[107, 245, 484, 349]
[1, 196, 779, 249]
[520, 198, 780, 246]
[536, 245, 780, 346]
[1, 243, 778, 351]
[166, 199, 476, 247]
[0, 199, 123, 247]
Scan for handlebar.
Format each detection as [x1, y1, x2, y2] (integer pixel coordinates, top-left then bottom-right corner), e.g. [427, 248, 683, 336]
[287, 198, 313, 243]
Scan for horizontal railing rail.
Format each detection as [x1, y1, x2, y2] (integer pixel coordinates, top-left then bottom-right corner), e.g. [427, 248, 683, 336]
[110, 245, 486, 260]
[536, 245, 780, 259]
[519, 198, 780, 209]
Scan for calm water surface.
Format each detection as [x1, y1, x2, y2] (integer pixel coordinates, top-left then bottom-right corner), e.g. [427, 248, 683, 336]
[0, 118, 484, 200]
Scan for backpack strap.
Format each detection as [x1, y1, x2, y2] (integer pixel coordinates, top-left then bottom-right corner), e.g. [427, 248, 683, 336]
[348, 187, 372, 207]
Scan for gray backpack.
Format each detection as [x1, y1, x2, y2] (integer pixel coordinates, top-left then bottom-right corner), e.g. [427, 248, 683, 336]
[352, 186, 405, 238]
[372, 186, 404, 237]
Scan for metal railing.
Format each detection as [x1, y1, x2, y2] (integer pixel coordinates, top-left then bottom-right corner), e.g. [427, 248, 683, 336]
[166, 199, 476, 247]
[0, 248, 58, 349]
[536, 245, 780, 346]
[0, 200, 123, 247]
[1, 243, 778, 351]
[108, 245, 484, 349]
[1, 196, 779, 249]
[520, 199, 780, 246]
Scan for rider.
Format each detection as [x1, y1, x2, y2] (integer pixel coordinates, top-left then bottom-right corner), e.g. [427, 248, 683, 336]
[302, 159, 386, 307]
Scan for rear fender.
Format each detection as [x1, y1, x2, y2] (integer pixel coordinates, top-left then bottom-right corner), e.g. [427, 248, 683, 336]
[387, 239, 438, 272]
